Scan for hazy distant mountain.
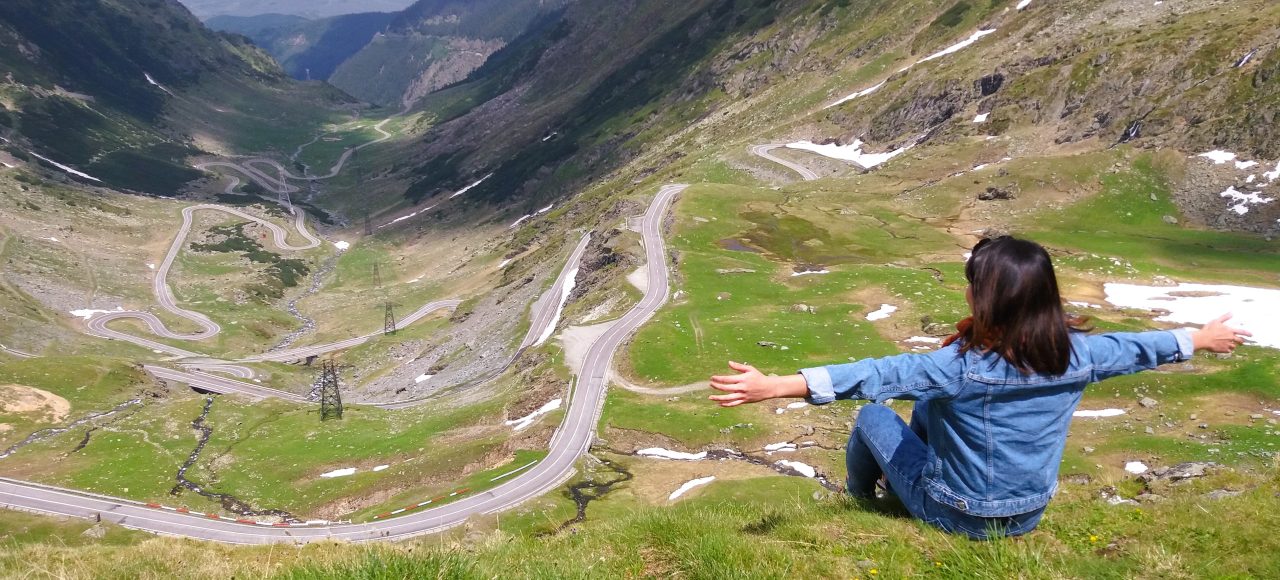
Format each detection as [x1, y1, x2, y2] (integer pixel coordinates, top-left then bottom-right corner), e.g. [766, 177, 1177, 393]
[329, 0, 570, 108]
[180, 0, 416, 20]
[207, 12, 396, 81]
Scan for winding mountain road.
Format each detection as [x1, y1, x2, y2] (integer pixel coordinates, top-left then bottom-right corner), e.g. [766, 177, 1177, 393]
[750, 144, 819, 181]
[84, 204, 322, 354]
[0, 184, 685, 543]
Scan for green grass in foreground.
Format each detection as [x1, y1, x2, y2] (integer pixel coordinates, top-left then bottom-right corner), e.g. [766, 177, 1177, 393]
[3, 467, 1278, 579]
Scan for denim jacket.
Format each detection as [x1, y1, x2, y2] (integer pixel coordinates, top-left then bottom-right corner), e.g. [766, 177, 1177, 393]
[800, 329, 1194, 517]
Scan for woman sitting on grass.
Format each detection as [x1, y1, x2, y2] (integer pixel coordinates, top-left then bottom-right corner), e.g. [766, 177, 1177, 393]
[708, 236, 1249, 539]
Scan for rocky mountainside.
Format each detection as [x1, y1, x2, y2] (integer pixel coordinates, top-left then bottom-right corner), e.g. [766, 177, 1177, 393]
[374, 0, 1278, 236]
[327, 0, 570, 108]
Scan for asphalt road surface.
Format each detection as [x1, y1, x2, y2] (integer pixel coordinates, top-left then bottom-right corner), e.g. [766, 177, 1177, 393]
[749, 144, 820, 181]
[0, 184, 685, 543]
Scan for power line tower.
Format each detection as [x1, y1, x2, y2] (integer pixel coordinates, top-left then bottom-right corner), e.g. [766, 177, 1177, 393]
[278, 187, 291, 210]
[384, 301, 397, 336]
[318, 359, 343, 421]
[372, 262, 382, 288]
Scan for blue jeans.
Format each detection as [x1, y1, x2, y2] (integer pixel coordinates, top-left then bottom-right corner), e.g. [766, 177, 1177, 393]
[846, 402, 1045, 540]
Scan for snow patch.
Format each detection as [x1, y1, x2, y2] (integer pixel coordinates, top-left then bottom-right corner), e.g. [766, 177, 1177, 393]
[509, 215, 533, 229]
[43, 237, 60, 242]
[1219, 186, 1273, 215]
[786, 140, 911, 170]
[372, 465, 389, 472]
[498, 258, 512, 269]
[668, 476, 716, 500]
[828, 80, 886, 109]
[638, 448, 707, 461]
[776, 460, 817, 478]
[1074, 408, 1126, 418]
[536, 204, 554, 214]
[334, 240, 350, 250]
[786, 401, 809, 409]
[533, 266, 579, 347]
[70, 307, 123, 320]
[414, 374, 433, 384]
[379, 204, 437, 229]
[1068, 301, 1102, 309]
[147, 263, 156, 270]
[143, 73, 175, 96]
[1236, 160, 1259, 170]
[1198, 150, 1238, 164]
[319, 467, 356, 478]
[1263, 161, 1280, 183]
[866, 304, 898, 321]
[790, 269, 830, 277]
[905, 336, 942, 344]
[1016, 0, 1032, 9]
[29, 152, 100, 182]
[1103, 282, 1280, 349]
[449, 173, 493, 199]
[1124, 461, 1148, 475]
[973, 113, 989, 123]
[916, 29, 998, 66]
[765, 442, 797, 452]
[505, 398, 562, 431]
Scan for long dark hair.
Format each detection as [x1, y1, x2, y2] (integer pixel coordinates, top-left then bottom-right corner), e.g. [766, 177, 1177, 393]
[958, 236, 1087, 376]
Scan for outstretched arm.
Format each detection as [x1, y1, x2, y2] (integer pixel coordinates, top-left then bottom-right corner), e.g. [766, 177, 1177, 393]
[709, 346, 966, 407]
[1087, 313, 1250, 382]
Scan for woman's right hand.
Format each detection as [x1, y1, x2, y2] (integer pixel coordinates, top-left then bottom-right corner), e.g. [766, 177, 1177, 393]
[1192, 313, 1251, 353]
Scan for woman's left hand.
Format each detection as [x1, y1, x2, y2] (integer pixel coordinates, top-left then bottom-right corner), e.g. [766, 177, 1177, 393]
[708, 362, 807, 407]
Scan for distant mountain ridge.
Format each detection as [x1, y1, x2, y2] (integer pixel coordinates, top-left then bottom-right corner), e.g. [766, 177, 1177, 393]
[207, 11, 397, 81]
[181, 0, 417, 20]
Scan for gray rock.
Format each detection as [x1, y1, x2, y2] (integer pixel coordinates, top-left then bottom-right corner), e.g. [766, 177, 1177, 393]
[1162, 215, 1179, 225]
[1083, 446, 1096, 454]
[1064, 473, 1092, 485]
[922, 322, 952, 335]
[791, 304, 816, 314]
[1189, 413, 1198, 420]
[1145, 426, 1155, 435]
[81, 524, 106, 539]
[1204, 489, 1242, 500]
[1139, 397, 1159, 408]
[1141, 461, 1217, 483]
[1135, 492, 1165, 503]
[757, 341, 778, 348]
[716, 268, 756, 275]
[1199, 423, 1209, 429]
[1249, 414, 1264, 420]
[978, 186, 1016, 201]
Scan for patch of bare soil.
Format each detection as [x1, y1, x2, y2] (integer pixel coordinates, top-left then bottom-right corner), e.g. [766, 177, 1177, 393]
[0, 384, 70, 423]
